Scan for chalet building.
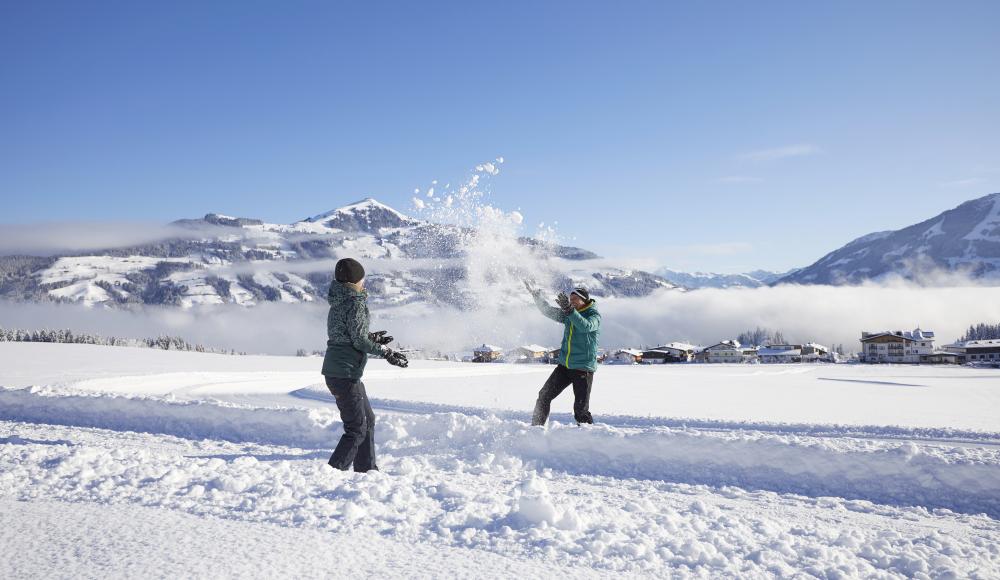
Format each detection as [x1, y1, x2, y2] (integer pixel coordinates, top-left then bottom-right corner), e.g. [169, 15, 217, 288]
[507, 344, 553, 363]
[609, 349, 644, 364]
[801, 343, 830, 362]
[641, 349, 671, 364]
[757, 343, 830, 364]
[944, 339, 1000, 364]
[757, 344, 802, 363]
[642, 342, 699, 363]
[859, 328, 935, 363]
[472, 344, 504, 363]
[921, 351, 963, 364]
[702, 340, 755, 364]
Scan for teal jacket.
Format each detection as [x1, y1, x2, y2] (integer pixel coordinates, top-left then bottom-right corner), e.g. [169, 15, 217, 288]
[321, 282, 385, 379]
[533, 294, 601, 372]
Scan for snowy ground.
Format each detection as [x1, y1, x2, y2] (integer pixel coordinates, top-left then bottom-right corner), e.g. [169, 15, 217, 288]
[2, 343, 999, 578]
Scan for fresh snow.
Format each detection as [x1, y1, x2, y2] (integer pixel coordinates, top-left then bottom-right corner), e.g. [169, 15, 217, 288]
[302, 198, 415, 225]
[39, 256, 192, 305]
[2, 343, 999, 578]
[963, 193, 1000, 242]
[0, 499, 591, 579]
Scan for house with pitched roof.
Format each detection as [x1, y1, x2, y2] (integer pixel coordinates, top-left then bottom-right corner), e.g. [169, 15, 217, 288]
[472, 344, 504, 363]
[859, 328, 934, 363]
[702, 340, 756, 363]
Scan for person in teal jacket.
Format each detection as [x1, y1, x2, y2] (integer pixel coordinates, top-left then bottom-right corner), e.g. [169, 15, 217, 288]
[525, 282, 601, 425]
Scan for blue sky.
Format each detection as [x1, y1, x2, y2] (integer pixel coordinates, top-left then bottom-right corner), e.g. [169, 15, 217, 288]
[3, 1, 998, 273]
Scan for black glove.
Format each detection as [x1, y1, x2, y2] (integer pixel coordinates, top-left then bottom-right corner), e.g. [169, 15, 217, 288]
[368, 330, 393, 346]
[555, 292, 571, 314]
[383, 347, 409, 368]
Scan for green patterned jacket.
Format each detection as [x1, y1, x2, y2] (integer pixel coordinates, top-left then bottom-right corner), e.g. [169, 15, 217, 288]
[321, 281, 385, 379]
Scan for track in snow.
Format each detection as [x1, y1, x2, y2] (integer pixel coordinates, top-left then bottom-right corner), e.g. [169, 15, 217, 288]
[3, 385, 1000, 518]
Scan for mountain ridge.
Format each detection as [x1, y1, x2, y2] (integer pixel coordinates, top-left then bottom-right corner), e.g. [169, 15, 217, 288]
[777, 192, 1000, 285]
[0, 198, 677, 309]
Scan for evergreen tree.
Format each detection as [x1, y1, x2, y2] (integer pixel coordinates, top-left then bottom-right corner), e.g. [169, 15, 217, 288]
[959, 323, 1000, 342]
[736, 327, 789, 347]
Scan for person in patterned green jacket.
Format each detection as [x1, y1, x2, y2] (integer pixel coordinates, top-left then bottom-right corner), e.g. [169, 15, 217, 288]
[322, 258, 408, 472]
[525, 282, 601, 426]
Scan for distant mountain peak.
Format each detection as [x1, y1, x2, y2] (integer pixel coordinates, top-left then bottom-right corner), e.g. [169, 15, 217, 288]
[300, 198, 419, 232]
[778, 191, 1000, 285]
[203, 213, 264, 227]
[656, 268, 787, 289]
[304, 198, 412, 222]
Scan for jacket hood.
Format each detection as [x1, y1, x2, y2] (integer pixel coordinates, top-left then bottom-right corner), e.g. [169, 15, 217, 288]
[327, 281, 365, 307]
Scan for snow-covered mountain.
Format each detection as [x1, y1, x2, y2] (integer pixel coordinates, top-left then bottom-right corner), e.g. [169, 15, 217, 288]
[777, 192, 1000, 285]
[656, 269, 787, 289]
[0, 199, 678, 308]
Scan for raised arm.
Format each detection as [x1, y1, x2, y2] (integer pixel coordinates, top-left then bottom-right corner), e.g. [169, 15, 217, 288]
[567, 307, 600, 332]
[532, 292, 567, 323]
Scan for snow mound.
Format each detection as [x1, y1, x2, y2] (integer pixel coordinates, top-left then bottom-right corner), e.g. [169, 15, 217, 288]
[3, 386, 1000, 518]
[0, 386, 341, 448]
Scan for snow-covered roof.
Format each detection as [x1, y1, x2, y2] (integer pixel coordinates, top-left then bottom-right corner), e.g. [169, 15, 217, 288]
[658, 342, 698, 352]
[962, 339, 1000, 347]
[616, 349, 644, 356]
[758, 347, 802, 357]
[517, 344, 552, 353]
[861, 330, 929, 343]
[474, 344, 503, 352]
[905, 328, 935, 340]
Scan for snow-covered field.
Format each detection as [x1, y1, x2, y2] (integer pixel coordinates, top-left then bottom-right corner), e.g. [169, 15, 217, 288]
[2, 343, 999, 578]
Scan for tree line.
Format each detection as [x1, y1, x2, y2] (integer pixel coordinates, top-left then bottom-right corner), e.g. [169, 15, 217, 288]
[959, 323, 1000, 342]
[0, 327, 245, 355]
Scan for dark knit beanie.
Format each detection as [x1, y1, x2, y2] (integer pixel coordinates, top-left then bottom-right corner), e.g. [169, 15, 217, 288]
[335, 258, 365, 283]
[571, 287, 590, 301]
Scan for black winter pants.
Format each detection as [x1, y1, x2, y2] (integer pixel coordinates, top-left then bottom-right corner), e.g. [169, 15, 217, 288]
[532, 365, 594, 426]
[326, 376, 377, 472]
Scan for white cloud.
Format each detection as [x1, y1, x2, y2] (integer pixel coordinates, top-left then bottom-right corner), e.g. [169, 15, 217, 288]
[2, 279, 999, 355]
[737, 144, 821, 163]
[0, 222, 239, 257]
[601, 281, 1000, 350]
[0, 301, 329, 355]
